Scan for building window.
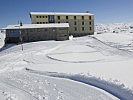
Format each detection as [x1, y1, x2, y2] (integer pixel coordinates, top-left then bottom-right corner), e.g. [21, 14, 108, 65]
[74, 27, 77, 31]
[82, 16, 84, 20]
[37, 29, 41, 32]
[45, 29, 48, 31]
[74, 22, 77, 25]
[90, 27, 92, 31]
[82, 21, 84, 25]
[46, 16, 47, 18]
[53, 29, 56, 32]
[89, 21, 92, 25]
[21, 30, 25, 33]
[10, 30, 13, 33]
[57, 16, 60, 20]
[43, 22, 45, 24]
[59, 28, 66, 30]
[66, 21, 69, 23]
[89, 16, 92, 20]
[30, 29, 33, 32]
[58, 21, 60, 23]
[40, 16, 42, 18]
[66, 16, 68, 20]
[42, 16, 47, 18]
[40, 22, 42, 24]
[37, 22, 39, 24]
[36, 16, 38, 18]
[74, 16, 76, 20]
[82, 27, 85, 31]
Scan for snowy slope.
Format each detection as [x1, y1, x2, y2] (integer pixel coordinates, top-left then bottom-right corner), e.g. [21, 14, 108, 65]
[0, 38, 120, 99]
[94, 33, 133, 52]
[0, 23, 133, 99]
[0, 70, 118, 100]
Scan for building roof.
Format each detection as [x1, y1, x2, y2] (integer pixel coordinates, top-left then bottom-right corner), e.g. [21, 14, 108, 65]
[4, 23, 69, 29]
[30, 12, 94, 16]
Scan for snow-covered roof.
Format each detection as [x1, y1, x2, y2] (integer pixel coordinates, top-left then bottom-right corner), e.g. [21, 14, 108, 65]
[30, 12, 94, 16]
[4, 23, 69, 29]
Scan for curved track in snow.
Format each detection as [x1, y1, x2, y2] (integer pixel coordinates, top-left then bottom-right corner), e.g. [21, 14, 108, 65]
[26, 68, 133, 100]
[45, 36, 131, 64]
[0, 70, 118, 100]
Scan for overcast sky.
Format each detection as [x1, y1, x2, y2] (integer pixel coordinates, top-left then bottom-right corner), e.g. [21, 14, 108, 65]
[0, 0, 133, 28]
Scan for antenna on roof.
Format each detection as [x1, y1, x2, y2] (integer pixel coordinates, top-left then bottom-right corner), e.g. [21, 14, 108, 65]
[20, 21, 23, 26]
[86, 11, 90, 13]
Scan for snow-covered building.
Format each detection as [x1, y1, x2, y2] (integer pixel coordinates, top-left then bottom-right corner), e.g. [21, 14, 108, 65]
[30, 12, 94, 37]
[5, 23, 69, 43]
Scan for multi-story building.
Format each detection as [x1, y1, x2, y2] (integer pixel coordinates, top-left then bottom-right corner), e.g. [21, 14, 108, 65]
[30, 12, 94, 37]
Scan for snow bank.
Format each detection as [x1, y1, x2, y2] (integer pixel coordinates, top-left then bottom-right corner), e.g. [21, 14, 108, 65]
[0, 69, 118, 100]
[25, 68, 133, 100]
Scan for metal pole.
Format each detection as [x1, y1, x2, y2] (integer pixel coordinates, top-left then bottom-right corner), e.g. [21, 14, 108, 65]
[19, 25, 23, 51]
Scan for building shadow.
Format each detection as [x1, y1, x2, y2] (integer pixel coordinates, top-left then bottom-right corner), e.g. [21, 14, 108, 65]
[0, 43, 16, 52]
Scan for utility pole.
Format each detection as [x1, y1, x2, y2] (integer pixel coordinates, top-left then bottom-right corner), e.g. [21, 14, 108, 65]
[19, 21, 23, 51]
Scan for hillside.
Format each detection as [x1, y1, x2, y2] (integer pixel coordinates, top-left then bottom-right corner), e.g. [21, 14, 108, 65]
[0, 23, 133, 99]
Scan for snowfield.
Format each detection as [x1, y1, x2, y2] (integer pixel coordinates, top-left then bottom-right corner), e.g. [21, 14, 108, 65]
[0, 70, 118, 100]
[0, 24, 133, 100]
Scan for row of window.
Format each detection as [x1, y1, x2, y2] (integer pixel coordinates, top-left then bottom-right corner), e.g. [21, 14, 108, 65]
[73, 21, 92, 25]
[57, 16, 92, 20]
[37, 22, 48, 24]
[36, 15, 92, 20]
[36, 21, 92, 25]
[21, 28, 48, 33]
[74, 27, 92, 31]
[8, 29, 19, 33]
[36, 16, 48, 18]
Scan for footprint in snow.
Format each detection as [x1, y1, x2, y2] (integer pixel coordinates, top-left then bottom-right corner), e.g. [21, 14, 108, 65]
[57, 91, 64, 100]
[2, 91, 18, 100]
[45, 80, 50, 85]
[53, 84, 57, 87]
[34, 80, 38, 83]
[39, 81, 43, 84]
[39, 86, 42, 89]
[57, 95, 64, 100]
[53, 88, 57, 91]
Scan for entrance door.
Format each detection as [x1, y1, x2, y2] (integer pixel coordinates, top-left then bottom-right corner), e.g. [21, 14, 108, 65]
[48, 15, 55, 23]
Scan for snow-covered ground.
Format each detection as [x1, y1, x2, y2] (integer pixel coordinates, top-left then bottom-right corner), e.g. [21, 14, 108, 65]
[0, 30, 5, 49]
[0, 23, 133, 99]
[0, 70, 118, 100]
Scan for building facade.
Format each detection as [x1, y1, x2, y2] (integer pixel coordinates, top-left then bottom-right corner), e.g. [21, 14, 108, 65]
[30, 12, 94, 37]
[5, 23, 69, 43]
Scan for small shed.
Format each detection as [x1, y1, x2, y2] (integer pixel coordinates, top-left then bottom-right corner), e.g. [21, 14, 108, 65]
[5, 23, 69, 43]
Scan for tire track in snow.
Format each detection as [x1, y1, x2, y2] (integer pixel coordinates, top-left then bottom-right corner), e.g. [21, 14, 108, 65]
[46, 54, 103, 63]
[23, 44, 67, 64]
